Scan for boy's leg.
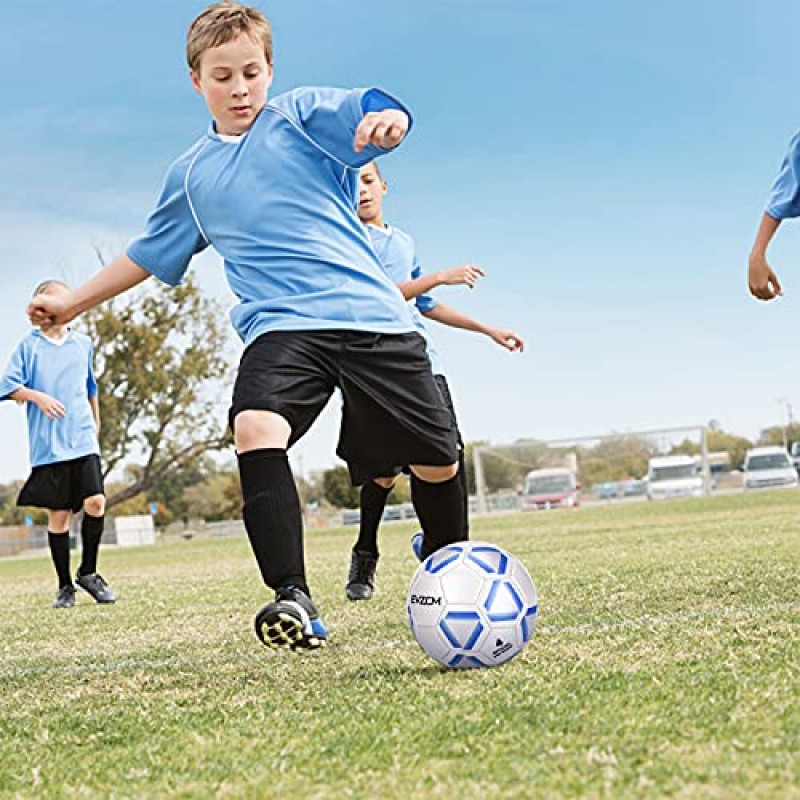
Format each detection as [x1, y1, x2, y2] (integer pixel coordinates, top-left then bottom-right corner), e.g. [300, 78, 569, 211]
[47, 510, 75, 608]
[78, 495, 105, 576]
[409, 463, 466, 560]
[230, 331, 338, 650]
[433, 375, 470, 539]
[75, 494, 116, 604]
[346, 475, 396, 601]
[47, 510, 72, 587]
[235, 424, 326, 652]
[353, 476, 396, 556]
[236, 438, 306, 593]
[337, 332, 464, 559]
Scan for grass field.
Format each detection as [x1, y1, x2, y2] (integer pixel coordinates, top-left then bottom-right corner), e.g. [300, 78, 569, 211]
[0, 491, 797, 799]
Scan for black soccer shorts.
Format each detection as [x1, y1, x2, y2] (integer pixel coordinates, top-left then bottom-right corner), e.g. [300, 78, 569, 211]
[229, 330, 459, 485]
[17, 453, 104, 512]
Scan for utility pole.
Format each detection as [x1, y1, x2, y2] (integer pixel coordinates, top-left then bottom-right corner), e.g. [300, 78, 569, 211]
[777, 398, 790, 449]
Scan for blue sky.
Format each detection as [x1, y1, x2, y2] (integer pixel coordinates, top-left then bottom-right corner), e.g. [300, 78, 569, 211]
[1, 0, 799, 481]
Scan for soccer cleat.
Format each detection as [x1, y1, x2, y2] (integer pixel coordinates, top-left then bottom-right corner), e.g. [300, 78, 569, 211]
[346, 549, 379, 601]
[411, 531, 424, 562]
[53, 585, 76, 609]
[75, 572, 117, 604]
[254, 585, 327, 652]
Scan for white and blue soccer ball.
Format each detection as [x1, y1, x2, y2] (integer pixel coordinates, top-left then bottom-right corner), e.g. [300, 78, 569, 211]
[406, 540, 538, 669]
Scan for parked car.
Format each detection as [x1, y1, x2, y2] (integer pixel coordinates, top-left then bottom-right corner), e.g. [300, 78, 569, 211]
[594, 481, 620, 500]
[341, 509, 361, 526]
[791, 442, 800, 474]
[621, 478, 648, 497]
[743, 446, 798, 491]
[522, 467, 580, 510]
[646, 454, 704, 500]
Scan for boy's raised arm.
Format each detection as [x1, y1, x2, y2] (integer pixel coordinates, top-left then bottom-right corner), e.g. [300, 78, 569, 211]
[353, 108, 409, 154]
[28, 255, 150, 328]
[279, 88, 412, 167]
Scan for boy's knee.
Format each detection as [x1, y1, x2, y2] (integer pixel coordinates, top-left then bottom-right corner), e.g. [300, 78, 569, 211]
[234, 409, 292, 452]
[48, 511, 71, 532]
[409, 463, 459, 483]
[83, 495, 106, 517]
[373, 476, 398, 490]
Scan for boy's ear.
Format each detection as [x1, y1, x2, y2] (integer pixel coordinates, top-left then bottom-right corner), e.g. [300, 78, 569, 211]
[190, 69, 203, 95]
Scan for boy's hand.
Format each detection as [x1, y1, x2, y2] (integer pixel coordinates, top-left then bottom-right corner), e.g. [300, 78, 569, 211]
[487, 327, 525, 352]
[748, 253, 783, 301]
[438, 264, 485, 289]
[27, 292, 76, 329]
[32, 391, 66, 420]
[354, 109, 409, 153]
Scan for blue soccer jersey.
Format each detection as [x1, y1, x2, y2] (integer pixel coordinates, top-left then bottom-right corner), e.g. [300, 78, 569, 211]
[127, 87, 415, 345]
[366, 224, 445, 375]
[0, 330, 99, 467]
[766, 130, 800, 219]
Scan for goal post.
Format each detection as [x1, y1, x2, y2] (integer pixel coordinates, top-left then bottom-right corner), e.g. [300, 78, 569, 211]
[473, 425, 711, 514]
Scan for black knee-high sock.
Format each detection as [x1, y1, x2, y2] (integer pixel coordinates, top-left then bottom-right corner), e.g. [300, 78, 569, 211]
[237, 448, 307, 594]
[48, 531, 72, 588]
[410, 472, 466, 559]
[79, 513, 104, 575]
[457, 450, 470, 539]
[353, 481, 392, 556]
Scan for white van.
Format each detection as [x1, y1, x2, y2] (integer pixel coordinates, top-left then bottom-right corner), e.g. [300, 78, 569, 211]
[742, 446, 798, 491]
[646, 454, 704, 500]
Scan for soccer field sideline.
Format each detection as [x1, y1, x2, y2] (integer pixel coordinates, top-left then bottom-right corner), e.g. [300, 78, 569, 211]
[0, 490, 797, 799]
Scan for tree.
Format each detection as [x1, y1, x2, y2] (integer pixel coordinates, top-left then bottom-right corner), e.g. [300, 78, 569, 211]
[672, 429, 754, 470]
[322, 466, 360, 508]
[82, 273, 234, 510]
[183, 469, 242, 522]
[579, 435, 656, 485]
[758, 423, 800, 451]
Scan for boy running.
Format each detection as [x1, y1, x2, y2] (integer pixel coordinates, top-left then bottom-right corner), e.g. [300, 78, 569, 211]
[29, 2, 464, 651]
[346, 162, 524, 600]
[1, 281, 115, 608]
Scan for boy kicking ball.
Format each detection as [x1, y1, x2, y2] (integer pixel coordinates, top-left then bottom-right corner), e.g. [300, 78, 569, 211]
[1, 281, 116, 608]
[29, 2, 465, 651]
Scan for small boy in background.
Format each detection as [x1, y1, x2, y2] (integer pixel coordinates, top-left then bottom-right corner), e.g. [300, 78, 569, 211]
[346, 162, 524, 600]
[1, 280, 115, 608]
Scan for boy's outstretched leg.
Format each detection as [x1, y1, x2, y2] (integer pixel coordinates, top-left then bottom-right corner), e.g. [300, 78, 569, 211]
[75, 495, 116, 604]
[346, 477, 394, 601]
[236, 437, 326, 651]
[409, 463, 466, 561]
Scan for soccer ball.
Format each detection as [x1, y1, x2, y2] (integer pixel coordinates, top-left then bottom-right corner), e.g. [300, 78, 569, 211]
[406, 540, 538, 669]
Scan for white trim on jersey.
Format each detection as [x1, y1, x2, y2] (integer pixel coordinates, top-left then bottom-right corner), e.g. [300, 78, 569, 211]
[184, 141, 213, 245]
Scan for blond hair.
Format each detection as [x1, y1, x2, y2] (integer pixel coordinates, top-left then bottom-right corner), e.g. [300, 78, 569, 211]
[187, 1, 273, 73]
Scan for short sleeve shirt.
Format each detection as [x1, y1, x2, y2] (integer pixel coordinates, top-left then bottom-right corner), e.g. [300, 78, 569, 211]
[127, 87, 416, 345]
[0, 330, 99, 466]
[367, 224, 445, 375]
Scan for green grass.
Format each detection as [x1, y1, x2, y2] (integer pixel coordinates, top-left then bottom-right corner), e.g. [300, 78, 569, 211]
[0, 491, 797, 799]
